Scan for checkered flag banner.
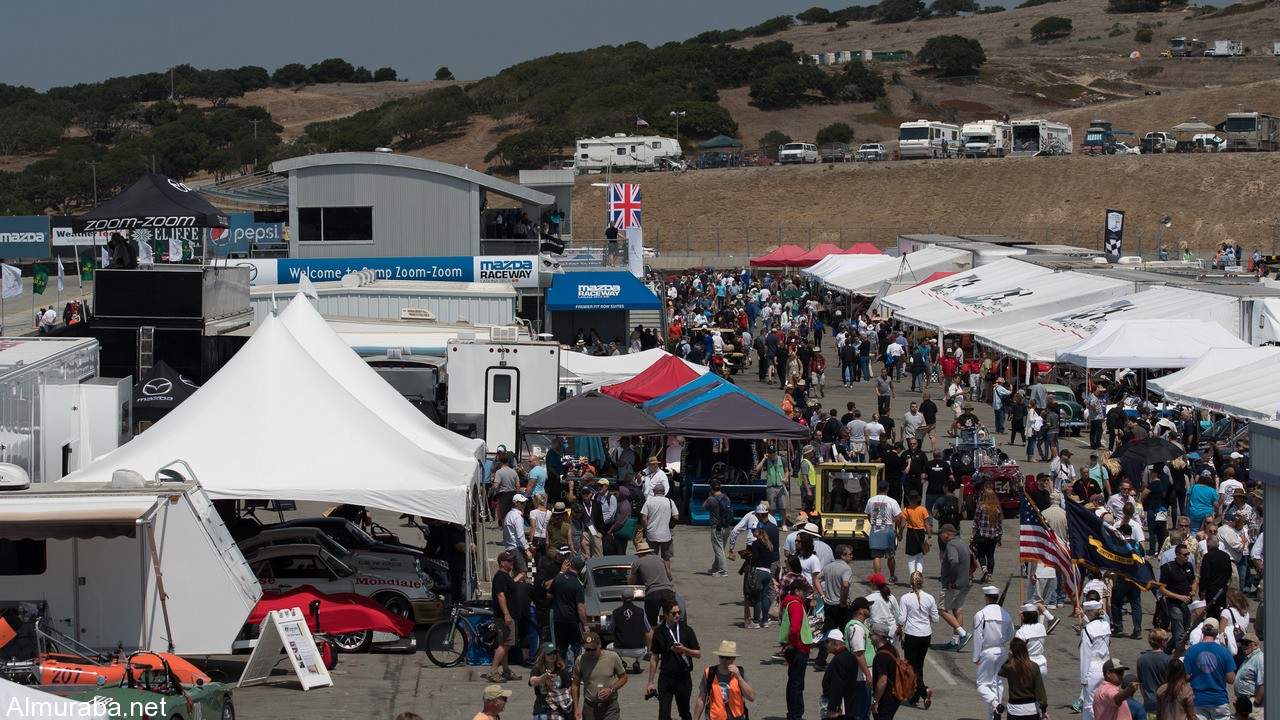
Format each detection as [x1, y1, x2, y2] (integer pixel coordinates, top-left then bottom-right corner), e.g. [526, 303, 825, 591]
[1103, 209, 1125, 256]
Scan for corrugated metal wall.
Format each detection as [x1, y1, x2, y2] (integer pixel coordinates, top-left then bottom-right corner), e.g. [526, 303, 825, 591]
[248, 290, 516, 325]
[290, 165, 481, 259]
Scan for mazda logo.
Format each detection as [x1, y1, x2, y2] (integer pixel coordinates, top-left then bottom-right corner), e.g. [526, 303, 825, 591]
[143, 379, 172, 397]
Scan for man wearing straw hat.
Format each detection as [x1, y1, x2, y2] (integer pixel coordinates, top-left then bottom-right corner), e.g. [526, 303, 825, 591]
[692, 641, 757, 720]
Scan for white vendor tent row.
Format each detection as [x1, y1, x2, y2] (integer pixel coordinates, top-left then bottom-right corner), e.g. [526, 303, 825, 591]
[975, 286, 1243, 363]
[878, 260, 1132, 334]
[60, 312, 477, 525]
[1149, 347, 1280, 421]
[1055, 319, 1252, 368]
[820, 246, 972, 296]
[803, 253, 896, 282]
[561, 347, 708, 386]
[1, 677, 110, 720]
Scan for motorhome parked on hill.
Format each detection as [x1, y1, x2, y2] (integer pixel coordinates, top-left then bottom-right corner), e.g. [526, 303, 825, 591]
[1010, 119, 1072, 157]
[960, 120, 1012, 157]
[897, 120, 960, 159]
[574, 134, 682, 173]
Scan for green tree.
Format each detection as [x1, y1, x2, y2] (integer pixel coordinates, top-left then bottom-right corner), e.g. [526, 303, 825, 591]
[840, 61, 886, 101]
[918, 35, 987, 75]
[1017, 0, 1060, 6]
[1134, 26, 1154, 42]
[876, 0, 926, 23]
[1108, 0, 1160, 11]
[271, 63, 310, 86]
[746, 15, 795, 36]
[233, 66, 271, 92]
[434, 66, 455, 81]
[484, 125, 575, 170]
[309, 58, 358, 84]
[373, 67, 399, 82]
[749, 62, 827, 109]
[1031, 16, 1073, 40]
[797, 6, 835, 23]
[758, 130, 792, 159]
[929, 0, 979, 15]
[816, 122, 855, 145]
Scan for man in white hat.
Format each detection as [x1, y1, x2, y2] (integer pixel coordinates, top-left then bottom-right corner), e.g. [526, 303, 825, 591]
[820, 628, 858, 719]
[1079, 599, 1112, 720]
[972, 585, 1014, 720]
[503, 493, 532, 576]
[727, 502, 778, 560]
[692, 641, 757, 720]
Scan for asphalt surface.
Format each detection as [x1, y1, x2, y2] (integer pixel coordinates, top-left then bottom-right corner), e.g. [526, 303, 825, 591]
[219, 361, 1162, 720]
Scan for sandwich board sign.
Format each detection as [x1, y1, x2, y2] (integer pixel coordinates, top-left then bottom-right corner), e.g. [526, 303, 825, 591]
[238, 607, 333, 690]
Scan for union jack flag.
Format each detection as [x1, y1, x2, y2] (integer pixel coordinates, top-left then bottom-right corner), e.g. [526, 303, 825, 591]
[1019, 490, 1079, 600]
[609, 183, 642, 229]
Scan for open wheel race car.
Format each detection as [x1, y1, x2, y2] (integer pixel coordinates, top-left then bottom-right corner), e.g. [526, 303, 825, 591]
[943, 430, 1027, 515]
[68, 651, 234, 720]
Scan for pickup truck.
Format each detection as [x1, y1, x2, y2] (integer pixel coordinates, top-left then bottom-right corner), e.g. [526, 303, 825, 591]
[857, 143, 888, 161]
[1141, 131, 1175, 154]
[820, 142, 853, 162]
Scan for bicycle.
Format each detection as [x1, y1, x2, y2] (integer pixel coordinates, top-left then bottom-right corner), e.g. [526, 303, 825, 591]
[423, 600, 498, 668]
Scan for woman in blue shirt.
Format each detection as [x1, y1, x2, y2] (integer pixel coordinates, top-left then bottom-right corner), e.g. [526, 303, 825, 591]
[1186, 470, 1221, 534]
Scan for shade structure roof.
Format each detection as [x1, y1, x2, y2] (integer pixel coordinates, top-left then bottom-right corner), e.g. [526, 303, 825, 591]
[750, 245, 807, 267]
[822, 246, 971, 296]
[1148, 347, 1280, 421]
[521, 391, 669, 436]
[278, 294, 485, 462]
[699, 134, 744, 149]
[803, 252, 897, 282]
[73, 173, 230, 232]
[1171, 118, 1216, 133]
[974, 286, 1242, 363]
[1056, 318, 1251, 369]
[911, 271, 957, 288]
[562, 348, 708, 386]
[132, 359, 200, 422]
[843, 242, 884, 255]
[793, 243, 846, 267]
[655, 384, 808, 439]
[600, 353, 703, 403]
[642, 372, 728, 415]
[60, 314, 474, 524]
[546, 271, 662, 311]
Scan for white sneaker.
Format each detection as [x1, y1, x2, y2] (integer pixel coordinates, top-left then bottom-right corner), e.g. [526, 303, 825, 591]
[745, 622, 760, 629]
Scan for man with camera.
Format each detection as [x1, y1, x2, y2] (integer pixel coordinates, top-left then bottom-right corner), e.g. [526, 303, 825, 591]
[647, 598, 701, 720]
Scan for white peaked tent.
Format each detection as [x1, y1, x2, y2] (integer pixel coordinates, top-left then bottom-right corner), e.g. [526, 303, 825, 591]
[822, 246, 970, 296]
[878, 259, 1062, 332]
[61, 315, 472, 524]
[975, 287, 1242, 363]
[561, 347, 708, 386]
[803, 253, 895, 282]
[1, 677, 110, 720]
[937, 271, 1134, 334]
[1056, 318, 1251, 368]
[1149, 347, 1280, 421]
[278, 295, 485, 462]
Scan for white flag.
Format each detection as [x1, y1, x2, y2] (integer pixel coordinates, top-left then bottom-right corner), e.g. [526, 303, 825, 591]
[298, 272, 318, 300]
[57, 257, 65, 292]
[168, 238, 182, 263]
[100, 247, 109, 267]
[139, 241, 154, 266]
[1, 264, 21, 299]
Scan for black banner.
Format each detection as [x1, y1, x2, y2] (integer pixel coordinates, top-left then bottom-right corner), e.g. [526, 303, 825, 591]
[1104, 209, 1125, 257]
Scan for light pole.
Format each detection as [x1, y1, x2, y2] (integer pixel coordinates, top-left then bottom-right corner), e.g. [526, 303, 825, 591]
[669, 110, 685, 152]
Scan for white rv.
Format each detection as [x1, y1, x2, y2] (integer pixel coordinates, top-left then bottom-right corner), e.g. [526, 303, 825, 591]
[0, 476, 261, 655]
[443, 338, 561, 453]
[960, 120, 1013, 157]
[1010, 119, 1073, 157]
[897, 120, 960, 159]
[574, 134, 682, 173]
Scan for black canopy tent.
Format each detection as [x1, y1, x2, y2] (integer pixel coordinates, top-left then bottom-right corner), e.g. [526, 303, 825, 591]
[73, 173, 230, 234]
[660, 393, 809, 440]
[132, 359, 201, 422]
[521, 391, 669, 437]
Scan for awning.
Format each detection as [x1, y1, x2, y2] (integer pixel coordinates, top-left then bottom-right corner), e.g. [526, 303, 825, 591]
[793, 243, 846, 267]
[750, 245, 807, 268]
[1056, 318, 1250, 369]
[521, 391, 669, 436]
[547, 272, 661, 311]
[0, 497, 156, 540]
[1149, 347, 1280, 421]
[73, 173, 229, 233]
[823, 246, 971, 297]
[600, 354, 703, 403]
[843, 243, 883, 255]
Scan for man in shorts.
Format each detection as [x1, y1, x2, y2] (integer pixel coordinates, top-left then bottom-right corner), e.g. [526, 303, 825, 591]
[938, 523, 973, 651]
[864, 483, 903, 584]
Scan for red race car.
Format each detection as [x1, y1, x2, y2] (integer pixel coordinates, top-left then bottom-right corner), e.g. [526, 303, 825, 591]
[238, 586, 417, 654]
[943, 432, 1027, 515]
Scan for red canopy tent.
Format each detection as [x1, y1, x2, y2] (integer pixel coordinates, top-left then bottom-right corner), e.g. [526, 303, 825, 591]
[842, 242, 884, 255]
[910, 271, 958, 288]
[600, 354, 703, 404]
[793, 243, 845, 267]
[749, 244, 807, 267]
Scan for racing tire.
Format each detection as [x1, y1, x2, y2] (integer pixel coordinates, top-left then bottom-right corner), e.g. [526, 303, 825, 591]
[332, 630, 373, 653]
[424, 619, 469, 668]
[376, 593, 412, 620]
[220, 698, 235, 720]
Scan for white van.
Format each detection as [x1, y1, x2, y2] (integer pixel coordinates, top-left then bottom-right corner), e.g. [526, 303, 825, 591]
[778, 142, 819, 164]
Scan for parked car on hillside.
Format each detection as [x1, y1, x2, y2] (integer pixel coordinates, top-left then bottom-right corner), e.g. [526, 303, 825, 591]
[742, 151, 774, 166]
[778, 142, 818, 164]
[820, 142, 853, 162]
[698, 151, 739, 169]
[857, 143, 889, 161]
[1115, 140, 1141, 155]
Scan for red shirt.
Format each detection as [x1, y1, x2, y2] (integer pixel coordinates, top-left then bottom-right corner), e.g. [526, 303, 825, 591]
[941, 357, 958, 376]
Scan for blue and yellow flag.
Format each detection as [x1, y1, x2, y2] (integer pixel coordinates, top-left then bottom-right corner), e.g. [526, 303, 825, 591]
[1065, 499, 1156, 589]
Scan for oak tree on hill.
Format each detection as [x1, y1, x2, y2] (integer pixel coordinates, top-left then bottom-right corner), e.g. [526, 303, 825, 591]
[1031, 16, 1073, 40]
[816, 122, 855, 145]
[758, 130, 792, 159]
[917, 35, 987, 75]
[876, 0, 926, 22]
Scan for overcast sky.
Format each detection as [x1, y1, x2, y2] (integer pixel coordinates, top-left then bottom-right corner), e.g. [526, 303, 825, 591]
[3, 0, 1142, 91]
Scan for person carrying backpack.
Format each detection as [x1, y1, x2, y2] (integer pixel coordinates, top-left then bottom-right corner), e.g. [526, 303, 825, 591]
[932, 481, 964, 535]
[871, 620, 914, 720]
[703, 480, 734, 577]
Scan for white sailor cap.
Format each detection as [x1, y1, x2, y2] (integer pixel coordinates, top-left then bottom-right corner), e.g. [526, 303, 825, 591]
[982, 585, 1000, 595]
[1082, 600, 1103, 611]
[1021, 603, 1038, 613]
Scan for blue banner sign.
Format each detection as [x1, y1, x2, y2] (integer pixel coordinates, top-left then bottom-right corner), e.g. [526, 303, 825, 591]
[236, 255, 544, 288]
[210, 213, 284, 257]
[0, 216, 51, 258]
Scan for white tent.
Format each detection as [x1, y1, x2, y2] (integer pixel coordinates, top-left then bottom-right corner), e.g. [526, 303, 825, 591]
[936, 271, 1134, 335]
[975, 287, 1242, 363]
[1056, 318, 1251, 368]
[803, 253, 895, 282]
[823, 246, 971, 296]
[61, 315, 473, 524]
[1252, 298, 1280, 344]
[560, 347, 707, 386]
[1, 677, 110, 720]
[278, 295, 485, 462]
[1149, 347, 1280, 421]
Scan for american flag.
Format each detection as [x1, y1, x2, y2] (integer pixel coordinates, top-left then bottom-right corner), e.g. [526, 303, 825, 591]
[1019, 490, 1078, 599]
[609, 183, 642, 229]
[635, 116, 649, 128]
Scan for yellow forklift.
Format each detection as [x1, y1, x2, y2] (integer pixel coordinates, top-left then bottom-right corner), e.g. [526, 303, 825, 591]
[812, 462, 883, 551]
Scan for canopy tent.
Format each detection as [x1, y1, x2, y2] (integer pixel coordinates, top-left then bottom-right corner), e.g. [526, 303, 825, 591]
[642, 372, 729, 415]
[975, 286, 1242, 363]
[802, 252, 897, 282]
[1, 677, 109, 720]
[1171, 118, 1217, 133]
[792, 243, 846, 267]
[60, 315, 473, 524]
[1056, 318, 1251, 368]
[699, 135, 744, 149]
[911, 271, 957, 288]
[561, 347, 708, 386]
[843, 242, 884, 255]
[823, 246, 971, 297]
[132, 359, 200, 422]
[278, 294, 485, 462]
[521, 391, 669, 436]
[72, 173, 230, 232]
[600, 353, 703, 403]
[749, 245, 807, 268]
[653, 383, 808, 439]
[880, 262, 1132, 335]
[546, 271, 661, 311]
[1252, 298, 1280, 344]
[1149, 347, 1280, 421]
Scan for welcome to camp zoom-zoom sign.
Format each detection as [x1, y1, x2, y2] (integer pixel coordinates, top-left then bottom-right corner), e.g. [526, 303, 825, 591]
[0, 216, 52, 258]
[234, 255, 543, 288]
